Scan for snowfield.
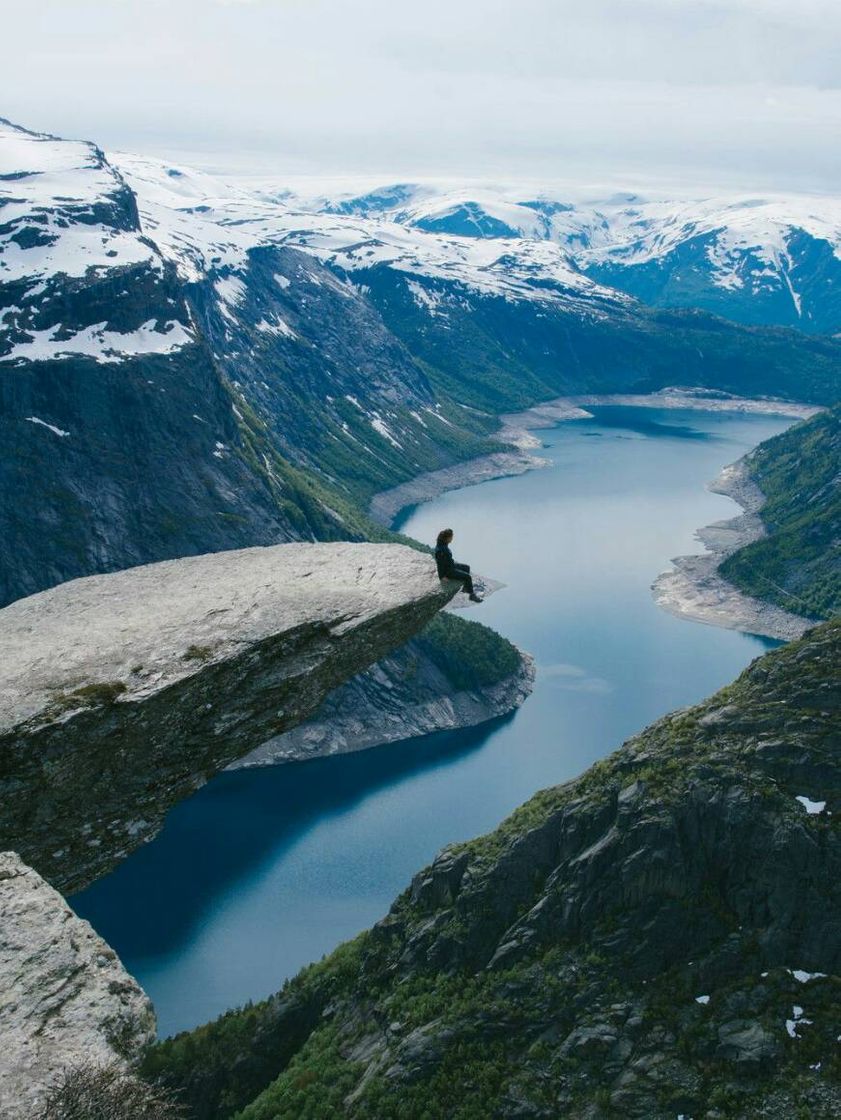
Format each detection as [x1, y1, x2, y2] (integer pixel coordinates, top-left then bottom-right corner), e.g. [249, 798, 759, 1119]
[107, 154, 841, 326]
[4, 115, 841, 370]
[0, 120, 159, 286]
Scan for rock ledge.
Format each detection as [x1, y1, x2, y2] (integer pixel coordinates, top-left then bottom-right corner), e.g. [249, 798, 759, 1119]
[0, 542, 456, 891]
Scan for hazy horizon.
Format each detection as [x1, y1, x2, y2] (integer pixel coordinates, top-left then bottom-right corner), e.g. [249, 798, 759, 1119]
[3, 0, 840, 195]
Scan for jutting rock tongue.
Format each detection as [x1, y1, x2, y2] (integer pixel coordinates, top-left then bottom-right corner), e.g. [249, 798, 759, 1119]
[0, 542, 458, 894]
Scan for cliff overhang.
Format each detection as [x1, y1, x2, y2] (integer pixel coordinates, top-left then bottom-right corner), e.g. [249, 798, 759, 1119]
[0, 542, 457, 893]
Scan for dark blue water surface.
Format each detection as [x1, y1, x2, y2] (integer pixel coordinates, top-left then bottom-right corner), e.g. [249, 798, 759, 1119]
[74, 407, 791, 1037]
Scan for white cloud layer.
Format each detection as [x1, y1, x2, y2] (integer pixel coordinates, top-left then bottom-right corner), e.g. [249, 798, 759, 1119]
[2, 0, 839, 190]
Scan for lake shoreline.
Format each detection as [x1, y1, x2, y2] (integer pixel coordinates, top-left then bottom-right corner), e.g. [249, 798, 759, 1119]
[651, 457, 813, 641]
[371, 389, 817, 644]
[229, 652, 536, 769]
[369, 390, 819, 528]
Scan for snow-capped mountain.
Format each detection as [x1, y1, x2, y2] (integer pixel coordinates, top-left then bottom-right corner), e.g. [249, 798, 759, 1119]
[108, 153, 625, 313]
[2, 117, 840, 604]
[0, 121, 194, 365]
[104, 151, 841, 413]
[291, 183, 841, 334]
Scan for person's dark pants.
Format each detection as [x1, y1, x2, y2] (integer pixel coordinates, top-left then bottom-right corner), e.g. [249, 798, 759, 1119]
[451, 562, 475, 595]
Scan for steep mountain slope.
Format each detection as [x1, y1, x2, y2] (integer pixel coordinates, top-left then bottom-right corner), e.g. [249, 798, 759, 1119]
[0, 123, 367, 604]
[0, 121, 493, 606]
[111, 157, 841, 412]
[144, 618, 841, 1120]
[337, 266, 841, 413]
[719, 404, 841, 620]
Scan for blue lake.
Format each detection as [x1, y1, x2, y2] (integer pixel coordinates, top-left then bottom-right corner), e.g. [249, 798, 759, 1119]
[74, 406, 792, 1037]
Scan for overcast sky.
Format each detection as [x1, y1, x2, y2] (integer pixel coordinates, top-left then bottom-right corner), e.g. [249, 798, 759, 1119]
[3, 0, 840, 192]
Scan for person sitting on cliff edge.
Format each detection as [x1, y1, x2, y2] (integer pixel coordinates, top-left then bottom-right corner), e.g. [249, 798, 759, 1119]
[434, 528, 483, 603]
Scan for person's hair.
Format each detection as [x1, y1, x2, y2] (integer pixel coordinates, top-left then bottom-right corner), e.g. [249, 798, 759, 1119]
[436, 528, 453, 546]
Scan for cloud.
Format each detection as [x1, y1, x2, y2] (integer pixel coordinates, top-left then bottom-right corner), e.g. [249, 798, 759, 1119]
[2, 0, 839, 190]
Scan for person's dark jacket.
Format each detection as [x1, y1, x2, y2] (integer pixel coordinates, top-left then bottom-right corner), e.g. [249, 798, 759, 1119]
[435, 543, 456, 579]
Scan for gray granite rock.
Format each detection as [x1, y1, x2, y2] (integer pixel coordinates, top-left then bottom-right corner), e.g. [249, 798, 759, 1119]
[0, 542, 457, 892]
[0, 851, 155, 1120]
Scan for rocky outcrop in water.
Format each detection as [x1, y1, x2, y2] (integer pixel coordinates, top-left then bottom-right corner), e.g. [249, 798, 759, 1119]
[0, 851, 155, 1120]
[0, 542, 457, 894]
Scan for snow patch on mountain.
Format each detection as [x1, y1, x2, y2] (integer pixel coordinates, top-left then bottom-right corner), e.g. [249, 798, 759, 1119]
[370, 416, 403, 449]
[1, 319, 193, 365]
[256, 314, 297, 339]
[25, 416, 69, 437]
[0, 120, 160, 290]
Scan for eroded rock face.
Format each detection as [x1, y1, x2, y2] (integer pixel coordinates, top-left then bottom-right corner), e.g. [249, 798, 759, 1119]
[0, 542, 456, 893]
[0, 851, 155, 1120]
[229, 645, 535, 767]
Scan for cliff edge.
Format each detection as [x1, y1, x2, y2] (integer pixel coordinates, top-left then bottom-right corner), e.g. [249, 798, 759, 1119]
[0, 543, 457, 894]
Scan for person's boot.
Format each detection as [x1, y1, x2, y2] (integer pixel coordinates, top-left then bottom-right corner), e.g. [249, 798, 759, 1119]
[468, 592, 483, 603]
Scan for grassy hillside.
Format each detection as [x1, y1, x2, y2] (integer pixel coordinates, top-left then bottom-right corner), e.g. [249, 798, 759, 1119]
[719, 404, 841, 620]
[142, 619, 841, 1120]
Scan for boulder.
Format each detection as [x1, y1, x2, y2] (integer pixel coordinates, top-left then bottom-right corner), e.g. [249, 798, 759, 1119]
[0, 851, 155, 1120]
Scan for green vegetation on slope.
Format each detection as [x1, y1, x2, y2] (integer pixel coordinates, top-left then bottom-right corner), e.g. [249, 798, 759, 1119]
[719, 404, 840, 620]
[144, 620, 841, 1120]
[360, 270, 841, 414]
[414, 612, 523, 691]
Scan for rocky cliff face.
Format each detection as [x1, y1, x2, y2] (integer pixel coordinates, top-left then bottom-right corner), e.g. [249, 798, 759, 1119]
[0, 120, 379, 608]
[146, 618, 841, 1120]
[0, 119, 495, 607]
[0, 542, 457, 894]
[0, 851, 155, 1120]
[230, 616, 535, 768]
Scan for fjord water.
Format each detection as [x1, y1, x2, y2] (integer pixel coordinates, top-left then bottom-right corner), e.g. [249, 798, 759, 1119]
[75, 407, 791, 1037]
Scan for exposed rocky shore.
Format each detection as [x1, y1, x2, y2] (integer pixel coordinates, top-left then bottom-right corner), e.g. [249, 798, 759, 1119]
[0, 852, 155, 1120]
[368, 449, 550, 527]
[652, 458, 812, 641]
[369, 389, 817, 528]
[566, 389, 819, 421]
[0, 542, 457, 894]
[368, 401, 591, 526]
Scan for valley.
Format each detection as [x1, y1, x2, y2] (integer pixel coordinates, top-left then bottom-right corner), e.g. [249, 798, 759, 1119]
[1, 112, 839, 1119]
[74, 406, 793, 1037]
